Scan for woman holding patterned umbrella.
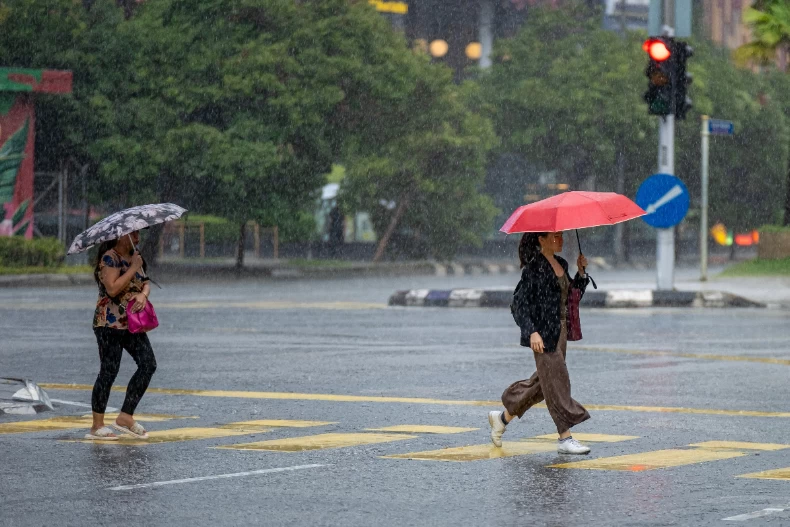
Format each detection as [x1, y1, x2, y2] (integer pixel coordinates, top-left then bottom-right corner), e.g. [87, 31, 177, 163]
[68, 203, 186, 440]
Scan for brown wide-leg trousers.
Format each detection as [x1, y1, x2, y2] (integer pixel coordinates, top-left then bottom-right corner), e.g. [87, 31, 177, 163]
[501, 323, 590, 434]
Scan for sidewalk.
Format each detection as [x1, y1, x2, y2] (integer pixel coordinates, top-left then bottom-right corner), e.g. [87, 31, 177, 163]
[0, 258, 517, 288]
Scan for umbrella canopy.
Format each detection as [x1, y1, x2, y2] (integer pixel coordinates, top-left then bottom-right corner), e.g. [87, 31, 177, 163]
[500, 191, 645, 234]
[67, 203, 187, 255]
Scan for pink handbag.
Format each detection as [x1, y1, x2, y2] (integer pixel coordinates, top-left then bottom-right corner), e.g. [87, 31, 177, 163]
[127, 299, 159, 333]
[567, 288, 582, 341]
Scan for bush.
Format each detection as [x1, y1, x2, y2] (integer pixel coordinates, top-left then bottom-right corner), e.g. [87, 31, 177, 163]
[187, 215, 241, 245]
[0, 237, 65, 267]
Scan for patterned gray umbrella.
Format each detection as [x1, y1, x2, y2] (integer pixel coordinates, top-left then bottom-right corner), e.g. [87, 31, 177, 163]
[67, 203, 187, 255]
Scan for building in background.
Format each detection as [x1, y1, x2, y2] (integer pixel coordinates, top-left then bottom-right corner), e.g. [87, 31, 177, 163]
[602, 0, 650, 32]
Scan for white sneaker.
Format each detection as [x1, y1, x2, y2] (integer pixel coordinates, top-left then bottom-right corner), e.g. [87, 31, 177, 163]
[557, 437, 590, 455]
[488, 411, 507, 447]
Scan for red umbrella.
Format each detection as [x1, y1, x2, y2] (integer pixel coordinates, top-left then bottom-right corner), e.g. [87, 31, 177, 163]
[500, 191, 645, 234]
[500, 192, 646, 288]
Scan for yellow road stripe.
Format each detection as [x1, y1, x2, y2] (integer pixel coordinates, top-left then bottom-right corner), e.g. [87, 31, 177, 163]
[39, 384, 790, 419]
[689, 441, 790, 451]
[572, 346, 790, 366]
[550, 449, 746, 471]
[218, 419, 335, 430]
[68, 426, 270, 445]
[738, 468, 790, 480]
[383, 441, 558, 462]
[527, 433, 639, 443]
[365, 425, 478, 434]
[40, 384, 498, 407]
[582, 404, 790, 418]
[0, 414, 190, 435]
[218, 432, 415, 452]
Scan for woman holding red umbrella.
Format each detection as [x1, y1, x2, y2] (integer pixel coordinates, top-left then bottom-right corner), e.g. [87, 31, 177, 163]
[488, 231, 592, 454]
[488, 191, 645, 454]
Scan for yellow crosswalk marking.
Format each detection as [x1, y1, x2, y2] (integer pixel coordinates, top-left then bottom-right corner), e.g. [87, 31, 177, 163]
[383, 441, 558, 462]
[217, 432, 416, 452]
[527, 433, 639, 443]
[365, 425, 478, 434]
[690, 441, 790, 451]
[549, 449, 746, 471]
[0, 414, 190, 435]
[218, 419, 335, 430]
[738, 468, 790, 480]
[69, 426, 270, 445]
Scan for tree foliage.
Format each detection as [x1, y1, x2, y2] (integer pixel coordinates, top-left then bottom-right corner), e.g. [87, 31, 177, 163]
[477, 7, 789, 232]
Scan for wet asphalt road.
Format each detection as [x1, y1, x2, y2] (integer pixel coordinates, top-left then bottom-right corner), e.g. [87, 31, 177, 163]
[1, 269, 790, 526]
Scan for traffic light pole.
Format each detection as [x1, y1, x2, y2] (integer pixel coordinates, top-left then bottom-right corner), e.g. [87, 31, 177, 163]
[656, 114, 675, 290]
[700, 115, 710, 281]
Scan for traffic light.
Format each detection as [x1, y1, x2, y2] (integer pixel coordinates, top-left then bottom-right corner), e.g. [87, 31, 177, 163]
[673, 40, 693, 120]
[642, 37, 693, 119]
[643, 37, 674, 116]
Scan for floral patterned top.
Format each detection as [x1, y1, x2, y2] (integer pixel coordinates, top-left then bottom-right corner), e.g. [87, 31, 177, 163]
[93, 249, 147, 330]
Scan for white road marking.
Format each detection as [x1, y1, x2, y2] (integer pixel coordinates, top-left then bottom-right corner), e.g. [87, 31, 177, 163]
[723, 506, 789, 521]
[109, 463, 326, 491]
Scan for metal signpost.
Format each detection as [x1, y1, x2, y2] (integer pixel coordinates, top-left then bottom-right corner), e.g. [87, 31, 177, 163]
[699, 115, 734, 281]
[636, 173, 690, 289]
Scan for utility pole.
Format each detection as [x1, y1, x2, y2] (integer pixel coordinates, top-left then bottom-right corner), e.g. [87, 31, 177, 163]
[700, 115, 710, 281]
[656, 25, 675, 291]
[478, 0, 494, 69]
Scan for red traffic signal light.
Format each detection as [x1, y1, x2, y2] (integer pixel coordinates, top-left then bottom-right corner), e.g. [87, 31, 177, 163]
[643, 39, 671, 62]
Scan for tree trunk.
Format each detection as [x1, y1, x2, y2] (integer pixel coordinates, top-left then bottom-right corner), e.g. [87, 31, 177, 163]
[236, 222, 247, 270]
[373, 196, 410, 263]
[784, 161, 790, 226]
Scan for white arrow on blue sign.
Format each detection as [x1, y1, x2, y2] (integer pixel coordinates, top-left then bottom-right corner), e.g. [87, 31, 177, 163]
[635, 174, 690, 229]
[708, 119, 734, 136]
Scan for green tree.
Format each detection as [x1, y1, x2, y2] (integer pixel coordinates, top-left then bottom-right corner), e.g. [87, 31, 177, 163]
[735, 0, 790, 225]
[477, 7, 788, 243]
[340, 58, 498, 262]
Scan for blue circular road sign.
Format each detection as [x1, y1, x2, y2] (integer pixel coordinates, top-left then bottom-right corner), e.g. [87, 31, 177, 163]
[635, 173, 690, 229]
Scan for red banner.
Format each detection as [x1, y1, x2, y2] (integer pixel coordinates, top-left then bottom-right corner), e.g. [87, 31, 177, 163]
[0, 94, 35, 238]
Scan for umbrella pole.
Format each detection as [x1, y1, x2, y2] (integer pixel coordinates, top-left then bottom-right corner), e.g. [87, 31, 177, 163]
[574, 229, 597, 289]
[128, 234, 161, 288]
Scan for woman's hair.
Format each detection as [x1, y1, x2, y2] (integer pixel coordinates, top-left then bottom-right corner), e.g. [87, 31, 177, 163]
[94, 239, 118, 286]
[518, 232, 548, 268]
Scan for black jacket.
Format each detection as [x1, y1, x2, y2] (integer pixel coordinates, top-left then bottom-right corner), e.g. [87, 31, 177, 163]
[511, 254, 590, 352]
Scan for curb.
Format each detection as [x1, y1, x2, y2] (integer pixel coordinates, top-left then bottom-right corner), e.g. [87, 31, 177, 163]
[388, 289, 766, 308]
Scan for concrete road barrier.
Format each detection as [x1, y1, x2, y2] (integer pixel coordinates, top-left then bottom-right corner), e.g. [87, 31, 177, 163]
[389, 289, 765, 308]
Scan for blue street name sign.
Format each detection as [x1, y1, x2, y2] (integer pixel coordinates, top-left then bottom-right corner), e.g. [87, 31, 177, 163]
[635, 173, 690, 229]
[708, 119, 734, 136]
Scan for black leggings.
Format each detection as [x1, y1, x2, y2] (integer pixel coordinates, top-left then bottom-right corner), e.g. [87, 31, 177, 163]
[91, 327, 157, 415]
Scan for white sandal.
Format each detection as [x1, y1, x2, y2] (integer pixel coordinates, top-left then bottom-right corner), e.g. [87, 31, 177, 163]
[84, 426, 119, 440]
[111, 422, 149, 439]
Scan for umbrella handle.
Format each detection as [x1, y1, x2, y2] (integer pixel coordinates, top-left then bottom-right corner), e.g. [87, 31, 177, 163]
[574, 229, 597, 290]
[575, 228, 585, 273]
